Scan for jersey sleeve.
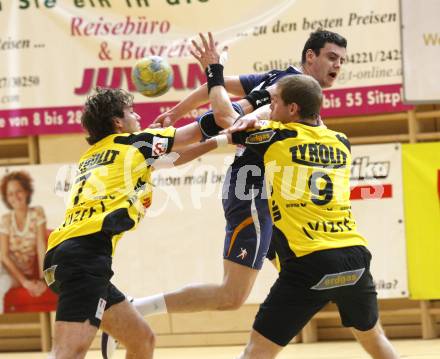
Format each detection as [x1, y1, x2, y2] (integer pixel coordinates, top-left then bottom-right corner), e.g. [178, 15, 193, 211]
[239, 73, 269, 94]
[231, 121, 278, 157]
[114, 127, 176, 161]
[335, 133, 351, 153]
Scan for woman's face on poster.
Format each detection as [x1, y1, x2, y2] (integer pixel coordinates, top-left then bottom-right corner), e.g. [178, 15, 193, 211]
[6, 180, 29, 210]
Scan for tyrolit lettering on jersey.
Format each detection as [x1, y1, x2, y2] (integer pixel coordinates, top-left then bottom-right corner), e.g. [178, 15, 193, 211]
[290, 143, 347, 168]
[351, 156, 390, 180]
[78, 149, 120, 173]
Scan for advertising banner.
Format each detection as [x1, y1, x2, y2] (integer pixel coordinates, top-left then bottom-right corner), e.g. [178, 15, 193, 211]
[402, 142, 440, 299]
[350, 143, 408, 298]
[0, 143, 409, 307]
[0, 0, 412, 137]
[401, 0, 440, 104]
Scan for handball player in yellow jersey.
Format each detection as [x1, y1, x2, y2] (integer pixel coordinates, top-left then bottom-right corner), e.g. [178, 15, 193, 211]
[193, 33, 400, 359]
[43, 87, 229, 359]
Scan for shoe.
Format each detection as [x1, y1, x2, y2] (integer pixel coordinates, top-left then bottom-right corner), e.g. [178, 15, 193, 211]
[101, 331, 118, 359]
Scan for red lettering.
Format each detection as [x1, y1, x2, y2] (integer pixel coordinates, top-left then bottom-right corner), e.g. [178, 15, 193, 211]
[171, 65, 184, 89]
[71, 17, 82, 36]
[186, 63, 205, 89]
[96, 68, 123, 88]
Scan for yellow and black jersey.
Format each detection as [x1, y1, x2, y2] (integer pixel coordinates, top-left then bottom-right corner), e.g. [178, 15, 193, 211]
[231, 121, 367, 259]
[47, 127, 176, 255]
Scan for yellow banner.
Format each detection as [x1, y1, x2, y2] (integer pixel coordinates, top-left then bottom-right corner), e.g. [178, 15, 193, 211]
[402, 142, 440, 299]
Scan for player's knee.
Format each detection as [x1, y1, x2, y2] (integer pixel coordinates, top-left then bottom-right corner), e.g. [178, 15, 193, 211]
[217, 290, 247, 310]
[241, 342, 273, 359]
[138, 324, 156, 348]
[125, 322, 155, 352]
[55, 341, 89, 359]
[352, 321, 384, 343]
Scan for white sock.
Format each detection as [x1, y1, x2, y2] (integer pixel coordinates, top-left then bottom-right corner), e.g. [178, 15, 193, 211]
[132, 293, 168, 316]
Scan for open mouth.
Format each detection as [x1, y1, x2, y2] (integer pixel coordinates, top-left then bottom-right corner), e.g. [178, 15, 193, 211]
[329, 72, 337, 79]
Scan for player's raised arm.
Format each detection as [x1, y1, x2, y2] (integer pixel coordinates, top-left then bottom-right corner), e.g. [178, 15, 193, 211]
[191, 33, 241, 128]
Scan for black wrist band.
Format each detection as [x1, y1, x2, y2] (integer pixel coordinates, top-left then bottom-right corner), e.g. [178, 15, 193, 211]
[244, 89, 271, 110]
[205, 64, 225, 93]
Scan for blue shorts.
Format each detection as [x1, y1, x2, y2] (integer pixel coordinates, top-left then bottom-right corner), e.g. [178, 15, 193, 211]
[222, 179, 272, 270]
[197, 102, 244, 139]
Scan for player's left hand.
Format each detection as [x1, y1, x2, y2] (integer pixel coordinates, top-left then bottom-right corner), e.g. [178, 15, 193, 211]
[190, 32, 226, 69]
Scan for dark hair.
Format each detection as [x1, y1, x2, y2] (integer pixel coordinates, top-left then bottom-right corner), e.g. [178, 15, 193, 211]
[0, 171, 33, 209]
[277, 75, 323, 120]
[81, 87, 134, 145]
[301, 29, 347, 64]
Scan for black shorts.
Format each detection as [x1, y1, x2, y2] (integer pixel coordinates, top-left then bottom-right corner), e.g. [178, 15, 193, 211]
[253, 246, 378, 346]
[43, 233, 126, 328]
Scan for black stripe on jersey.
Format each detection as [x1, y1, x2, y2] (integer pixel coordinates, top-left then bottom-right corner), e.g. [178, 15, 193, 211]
[336, 134, 351, 152]
[276, 129, 298, 140]
[272, 225, 297, 262]
[102, 208, 136, 235]
[114, 132, 175, 162]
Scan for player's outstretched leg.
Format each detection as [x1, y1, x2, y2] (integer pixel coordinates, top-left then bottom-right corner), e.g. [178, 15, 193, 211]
[163, 260, 259, 312]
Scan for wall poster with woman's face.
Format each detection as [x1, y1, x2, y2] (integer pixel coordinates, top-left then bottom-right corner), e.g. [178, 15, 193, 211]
[0, 164, 71, 313]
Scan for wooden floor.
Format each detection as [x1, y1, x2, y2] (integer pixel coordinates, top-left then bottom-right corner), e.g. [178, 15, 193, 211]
[1, 339, 440, 358]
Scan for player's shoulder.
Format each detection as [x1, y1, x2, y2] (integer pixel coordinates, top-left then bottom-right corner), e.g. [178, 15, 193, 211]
[255, 120, 301, 133]
[137, 126, 176, 137]
[321, 126, 349, 140]
[321, 127, 351, 151]
[284, 65, 302, 75]
[246, 120, 298, 143]
[266, 66, 302, 78]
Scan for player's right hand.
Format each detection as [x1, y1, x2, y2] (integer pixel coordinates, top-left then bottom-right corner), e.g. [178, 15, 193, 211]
[190, 32, 223, 70]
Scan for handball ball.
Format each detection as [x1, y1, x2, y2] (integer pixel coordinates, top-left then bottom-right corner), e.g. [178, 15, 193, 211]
[131, 56, 173, 97]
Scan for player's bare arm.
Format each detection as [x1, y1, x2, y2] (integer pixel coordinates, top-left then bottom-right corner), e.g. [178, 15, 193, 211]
[153, 137, 226, 170]
[172, 122, 203, 151]
[191, 33, 240, 128]
[150, 75, 244, 128]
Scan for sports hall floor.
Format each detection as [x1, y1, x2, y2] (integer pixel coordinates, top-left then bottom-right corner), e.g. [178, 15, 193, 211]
[1, 339, 440, 358]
